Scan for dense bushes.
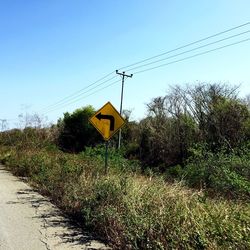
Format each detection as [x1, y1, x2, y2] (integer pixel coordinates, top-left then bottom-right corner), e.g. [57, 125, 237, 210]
[0, 127, 56, 149]
[124, 83, 250, 170]
[119, 83, 250, 198]
[0, 82, 250, 249]
[137, 113, 198, 168]
[0, 146, 249, 249]
[165, 143, 250, 198]
[57, 105, 102, 152]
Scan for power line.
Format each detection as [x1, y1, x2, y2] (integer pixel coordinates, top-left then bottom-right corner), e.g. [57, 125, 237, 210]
[38, 71, 116, 112]
[38, 21, 250, 115]
[0, 118, 17, 121]
[42, 79, 121, 114]
[133, 38, 250, 74]
[118, 21, 250, 71]
[42, 37, 250, 114]
[125, 30, 250, 72]
[40, 75, 118, 113]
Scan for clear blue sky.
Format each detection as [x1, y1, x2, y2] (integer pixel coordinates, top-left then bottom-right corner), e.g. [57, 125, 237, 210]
[1, 0, 250, 128]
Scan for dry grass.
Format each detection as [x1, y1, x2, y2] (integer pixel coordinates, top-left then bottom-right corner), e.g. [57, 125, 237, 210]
[0, 146, 249, 249]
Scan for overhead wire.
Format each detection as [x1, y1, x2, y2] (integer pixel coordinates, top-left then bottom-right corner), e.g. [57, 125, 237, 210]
[118, 21, 250, 71]
[40, 75, 119, 113]
[42, 36, 250, 114]
[39, 21, 250, 114]
[0, 118, 17, 121]
[125, 30, 250, 72]
[38, 70, 116, 112]
[133, 38, 250, 74]
[42, 79, 121, 114]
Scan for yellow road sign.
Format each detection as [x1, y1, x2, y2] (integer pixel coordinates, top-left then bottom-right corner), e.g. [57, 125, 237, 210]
[89, 102, 125, 140]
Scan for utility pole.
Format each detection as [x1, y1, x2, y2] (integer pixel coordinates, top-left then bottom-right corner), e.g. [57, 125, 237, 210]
[116, 70, 133, 149]
[0, 119, 7, 132]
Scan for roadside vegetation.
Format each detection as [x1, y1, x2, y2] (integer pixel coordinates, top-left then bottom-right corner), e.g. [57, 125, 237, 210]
[0, 82, 249, 249]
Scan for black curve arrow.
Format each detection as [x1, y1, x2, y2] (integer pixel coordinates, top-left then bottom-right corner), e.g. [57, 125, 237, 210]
[96, 113, 115, 131]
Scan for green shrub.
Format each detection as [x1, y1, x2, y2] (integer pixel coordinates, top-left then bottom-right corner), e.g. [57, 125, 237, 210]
[1, 129, 250, 248]
[57, 106, 102, 152]
[82, 144, 141, 173]
[169, 146, 250, 198]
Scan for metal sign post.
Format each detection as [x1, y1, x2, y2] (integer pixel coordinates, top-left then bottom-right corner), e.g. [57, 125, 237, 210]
[89, 102, 126, 174]
[104, 141, 108, 175]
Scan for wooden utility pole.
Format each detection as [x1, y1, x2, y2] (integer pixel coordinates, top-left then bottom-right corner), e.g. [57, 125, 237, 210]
[0, 119, 7, 132]
[116, 70, 133, 149]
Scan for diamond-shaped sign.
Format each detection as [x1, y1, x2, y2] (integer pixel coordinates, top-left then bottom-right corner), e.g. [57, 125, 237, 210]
[89, 102, 125, 140]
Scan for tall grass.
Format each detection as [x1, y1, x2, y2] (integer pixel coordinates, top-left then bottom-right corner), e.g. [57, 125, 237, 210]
[0, 146, 249, 249]
[165, 144, 250, 199]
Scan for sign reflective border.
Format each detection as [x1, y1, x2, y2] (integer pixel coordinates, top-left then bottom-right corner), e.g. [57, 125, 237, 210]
[89, 102, 125, 140]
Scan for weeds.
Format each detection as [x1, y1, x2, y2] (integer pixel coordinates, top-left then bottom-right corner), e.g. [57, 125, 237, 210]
[0, 146, 249, 249]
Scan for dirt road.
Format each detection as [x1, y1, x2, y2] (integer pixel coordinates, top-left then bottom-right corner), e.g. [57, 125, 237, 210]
[0, 165, 110, 250]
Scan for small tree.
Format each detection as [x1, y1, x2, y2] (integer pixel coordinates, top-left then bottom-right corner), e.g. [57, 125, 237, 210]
[57, 106, 102, 152]
[207, 98, 250, 149]
[138, 95, 197, 169]
[181, 83, 249, 150]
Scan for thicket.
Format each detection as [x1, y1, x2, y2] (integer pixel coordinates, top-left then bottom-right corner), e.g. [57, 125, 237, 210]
[132, 83, 250, 167]
[0, 144, 249, 249]
[57, 105, 102, 152]
[120, 83, 250, 198]
[0, 82, 250, 249]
